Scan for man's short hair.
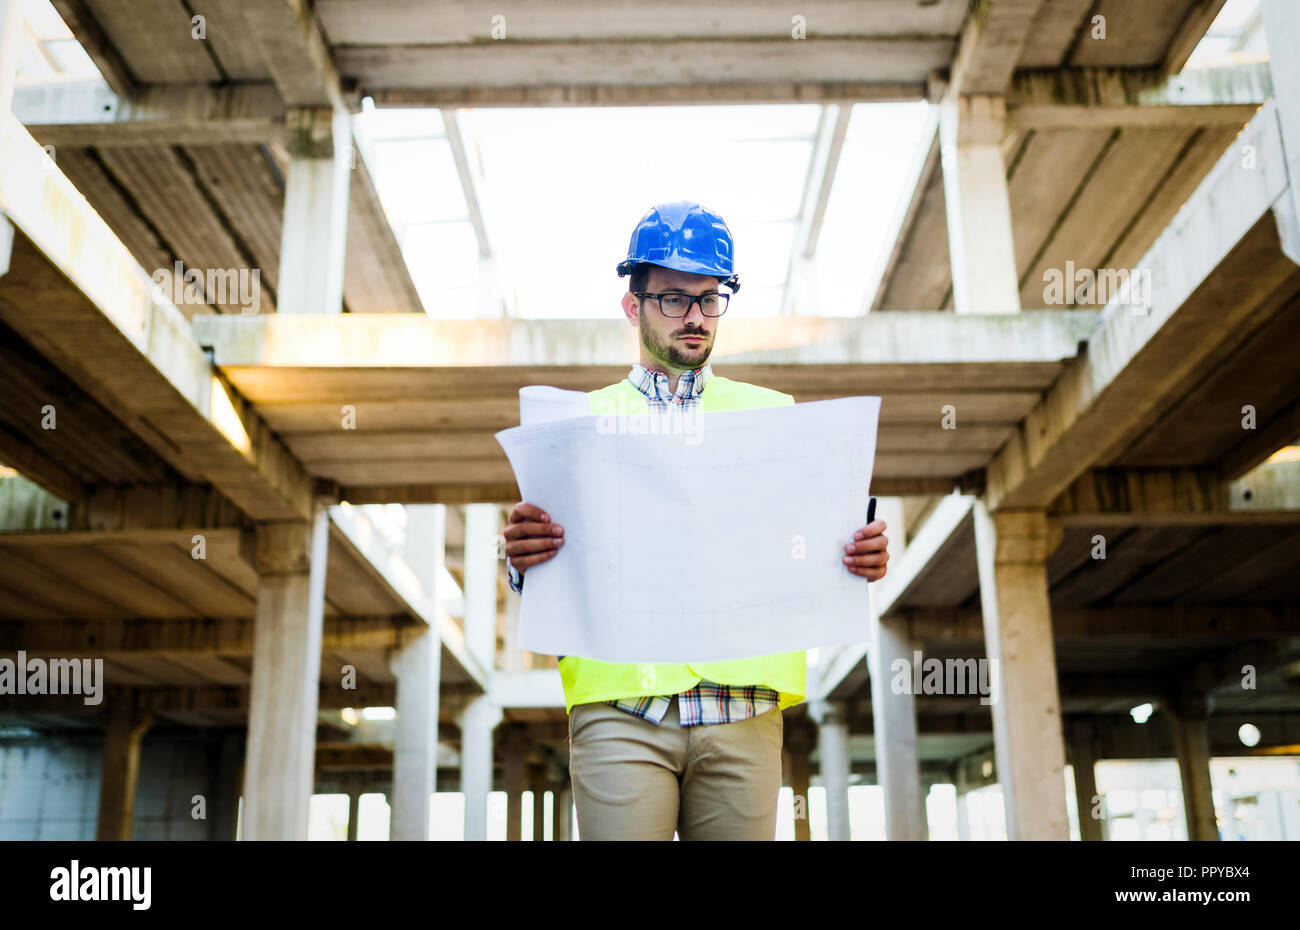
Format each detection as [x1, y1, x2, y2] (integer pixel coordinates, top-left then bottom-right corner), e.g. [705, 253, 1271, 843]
[629, 262, 723, 296]
[629, 263, 650, 295]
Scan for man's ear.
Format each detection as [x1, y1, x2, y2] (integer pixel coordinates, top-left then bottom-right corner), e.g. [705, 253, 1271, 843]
[621, 291, 640, 326]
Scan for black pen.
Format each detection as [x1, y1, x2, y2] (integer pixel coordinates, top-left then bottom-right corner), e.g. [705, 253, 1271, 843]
[866, 496, 876, 527]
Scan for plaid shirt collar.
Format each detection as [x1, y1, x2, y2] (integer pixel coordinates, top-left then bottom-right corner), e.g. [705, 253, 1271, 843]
[628, 362, 713, 404]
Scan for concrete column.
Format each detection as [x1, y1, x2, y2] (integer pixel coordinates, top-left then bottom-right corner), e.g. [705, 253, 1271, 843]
[868, 614, 924, 840]
[553, 776, 573, 841]
[503, 724, 528, 841]
[953, 762, 974, 841]
[918, 777, 933, 840]
[938, 95, 1021, 314]
[402, 503, 447, 606]
[1168, 693, 1219, 841]
[241, 507, 330, 840]
[972, 501, 1069, 840]
[0, 0, 21, 131]
[210, 729, 244, 841]
[95, 688, 154, 841]
[388, 502, 446, 841]
[955, 791, 972, 841]
[389, 626, 442, 840]
[277, 107, 351, 314]
[463, 504, 499, 671]
[810, 698, 851, 841]
[1262, 1, 1300, 226]
[528, 762, 547, 841]
[457, 694, 502, 841]
[346, 786, 361, 842]
[783, 714, 816, 842]
[1066, 718, 1104, 841]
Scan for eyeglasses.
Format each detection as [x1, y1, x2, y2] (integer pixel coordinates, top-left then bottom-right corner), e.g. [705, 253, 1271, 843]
[634, 290, 730, 318]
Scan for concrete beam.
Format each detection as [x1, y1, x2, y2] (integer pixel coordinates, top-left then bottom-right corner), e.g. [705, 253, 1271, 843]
[13, 81, 285, 147]
[945, 0, 1047, 97]
[192, 311, 1099, 369]
[986, 101, 1300, 510]
[0, 482, 247, 535]
[241, 0, 352, 112]
[866, 112, 939, 312]
[47, 0, 136, 95]
[781, 104, 851, 316]
[441, 109, 515, 318]
[0, 119, 316, 520]
[487, 670, 565, 709]
[1007, 64, 1269, 130]
[0, 614, 411, 654]
[896, 605, 1300, 642]
[0, 680, 408, 714]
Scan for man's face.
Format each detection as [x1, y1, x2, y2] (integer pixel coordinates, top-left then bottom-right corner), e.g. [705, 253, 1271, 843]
[622, 266, 723, 371]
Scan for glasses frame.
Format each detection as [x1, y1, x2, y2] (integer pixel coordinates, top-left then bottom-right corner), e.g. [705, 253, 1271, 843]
[634, 290, 731, 318]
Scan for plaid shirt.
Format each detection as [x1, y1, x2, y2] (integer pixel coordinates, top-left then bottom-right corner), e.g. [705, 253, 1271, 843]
[508, 363, 781, 725]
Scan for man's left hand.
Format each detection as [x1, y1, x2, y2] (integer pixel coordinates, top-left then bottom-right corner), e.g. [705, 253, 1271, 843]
[843, 519, 889, 582]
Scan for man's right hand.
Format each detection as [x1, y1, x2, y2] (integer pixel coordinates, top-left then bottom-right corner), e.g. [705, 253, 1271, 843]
[503, 502, 564, 580]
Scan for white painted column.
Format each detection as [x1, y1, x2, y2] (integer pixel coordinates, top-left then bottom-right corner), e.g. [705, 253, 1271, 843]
[0, 0, 21, 130]
[463, 503, 499, 671]
[810, 697, 851, 841]
[457, 694, 502, 841]
[242, 507, 330, 840]
[972, 501, 1069, 839]
[955, 791, 972, 841]
[938, 95, 1021, 314]
[868, 614, 924, 839]
[1262, 1, 1300, 226]
[277, 106, 351, 314]
[1168, 693, 1219, 841]
[389, 626, 441, 840]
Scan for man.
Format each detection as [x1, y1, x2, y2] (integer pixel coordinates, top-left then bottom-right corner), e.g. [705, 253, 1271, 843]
[503, 201, 889, 840]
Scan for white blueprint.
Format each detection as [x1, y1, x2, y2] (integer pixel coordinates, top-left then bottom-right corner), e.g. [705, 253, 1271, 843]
[496, 394, 880, 664]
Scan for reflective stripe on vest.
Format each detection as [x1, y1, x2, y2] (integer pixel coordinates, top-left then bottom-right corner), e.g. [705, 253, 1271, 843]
[558, 376, 806, 714]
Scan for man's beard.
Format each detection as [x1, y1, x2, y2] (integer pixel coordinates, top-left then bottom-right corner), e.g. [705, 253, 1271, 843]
[641, 315, 712, 369]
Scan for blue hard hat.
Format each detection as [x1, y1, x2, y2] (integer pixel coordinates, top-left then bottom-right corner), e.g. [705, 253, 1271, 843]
[616, 200, 740, 292]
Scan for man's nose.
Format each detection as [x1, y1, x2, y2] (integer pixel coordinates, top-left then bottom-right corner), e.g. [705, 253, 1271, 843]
[682, 300, 707, 326]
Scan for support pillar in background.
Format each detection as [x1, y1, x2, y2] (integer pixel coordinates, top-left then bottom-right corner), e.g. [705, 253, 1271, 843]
[0, 0, 21, 136]
[390, 504, 446, 841]
[868, 613, 924, 840]
[528, 761, 547, 841]
[782, 713, 816, 842]
[389, 627, 441, 840]
[277, 106, 351, 314]
[463, 504, 499, 673]
[972, 501, 1069, 840]
[552, 773, 573, 842]
[953, 765, 973, 842]
[210, 729, 245, 841]
[503, 723, 529, 841]
[1066, 718, 1105, 841]
[241, 507, 330, 840]
[1168, 693, 1219, 841]
[346, 781, 361, 842]
[1262, 0, 1300, 233]
[96, 688, 154, 841]
[938, 95, 1021, 314]
[458, 695, 502, 841]
[809, 697, 851, 841]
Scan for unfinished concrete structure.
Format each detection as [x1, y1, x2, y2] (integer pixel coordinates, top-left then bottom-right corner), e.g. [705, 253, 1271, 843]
[1, 0, 1298, 840]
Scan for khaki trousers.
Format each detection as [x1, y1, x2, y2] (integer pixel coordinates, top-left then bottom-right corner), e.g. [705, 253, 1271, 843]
[567, 697, 784, 840]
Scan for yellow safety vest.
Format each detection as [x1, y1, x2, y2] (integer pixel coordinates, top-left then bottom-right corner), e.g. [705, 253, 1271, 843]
[557, 375, 807, 714]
